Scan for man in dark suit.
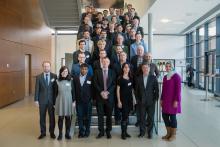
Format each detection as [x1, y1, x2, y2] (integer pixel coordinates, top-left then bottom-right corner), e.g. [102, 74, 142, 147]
[34, 61, 57, 139]
[93, 57, 116, 139]
[135, 62, 159, 139]
[73, 63, 93, 138]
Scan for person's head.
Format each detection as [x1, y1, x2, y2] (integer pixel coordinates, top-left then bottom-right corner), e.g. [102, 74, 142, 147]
[42, 61, 51, 73]
[127, 4, 132, 11]
[121, 63, 132, 78]
[111, 15, 117, 23]
[97, 39, 106, 50]
[80, 63, 88, 76]
[99, 49, 107, 59]
[97, 12, 103, 20]
[85, 6, 91, 13]
[120, 8, 124, 15]
[116, 34, 124, 45]
[137, 45, 144, 57]
[141, 62, 150, 76]
[165, 62, 173, 72]
[95, 27, 102, 35]
[125, 24, 132, 33]
[133, 16, 140, 26]
[102, 57, 110, 69]
[135, 33, 142, 41]
[116, 9, 120, 16]
[119, 51, 127, 63]
[83, 30, 90, 39]
[78, 52, 86, 64]
[109, 7, 115, 15]
[103, 10, 108, 17]
[102, 18, 109, 25]
[129, 28, 136, 37]
[58, 66, 71, 81]
[79, 40, 86, 50]
[109, 22, 115, 30]
[83, 16, 90, 24]
[116, 24, 123, 32]
[115, 45, 123, 54]
[143, 52, 152, 63]
[100, 30, 107, 39]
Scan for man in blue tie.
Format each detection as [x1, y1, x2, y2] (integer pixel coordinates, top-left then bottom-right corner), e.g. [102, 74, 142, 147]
[34, 61, 57, 139]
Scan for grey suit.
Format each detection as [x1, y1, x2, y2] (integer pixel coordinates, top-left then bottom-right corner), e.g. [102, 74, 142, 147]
[34, 72, 57, 135]
[135, 75, 159, 136]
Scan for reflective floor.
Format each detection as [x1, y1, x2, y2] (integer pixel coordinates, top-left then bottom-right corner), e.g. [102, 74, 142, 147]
[0, 86, 220, 147]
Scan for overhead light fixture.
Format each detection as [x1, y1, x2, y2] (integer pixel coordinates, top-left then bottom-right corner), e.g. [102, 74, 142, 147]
[160, 18, 171, 23]
[57, 30, 78, 34]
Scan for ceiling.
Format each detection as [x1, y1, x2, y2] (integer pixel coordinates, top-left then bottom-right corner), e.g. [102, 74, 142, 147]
[39, 0, 81, 29]
[141, 0, 220, 34]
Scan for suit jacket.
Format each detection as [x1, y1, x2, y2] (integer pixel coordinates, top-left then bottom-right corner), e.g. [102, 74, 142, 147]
[93, 60, 102, 71]
[93, 69, 116, 104]
[73, 75, 93, 103]
[34, 73, 57, 105]
[135, 75, 159, 106]
[131, 55, 143, 76]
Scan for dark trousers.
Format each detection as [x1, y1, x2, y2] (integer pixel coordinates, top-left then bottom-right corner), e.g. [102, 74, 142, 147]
[96, 101, 113, 133]
[114, 97, 121, 122]
[76, 102, 92, 135]
[139, 103, 155, 135]
[58, 116, 71, 136]
[39, 104, 55, 135]
[162, 113, 177, 128]
[121, 104, 131, 133]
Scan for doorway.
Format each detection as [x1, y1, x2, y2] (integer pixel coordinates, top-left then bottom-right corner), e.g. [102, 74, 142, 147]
[25, 54, 31, 96]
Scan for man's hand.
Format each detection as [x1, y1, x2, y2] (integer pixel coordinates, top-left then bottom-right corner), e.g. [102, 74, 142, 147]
[35, 101, 39, 107]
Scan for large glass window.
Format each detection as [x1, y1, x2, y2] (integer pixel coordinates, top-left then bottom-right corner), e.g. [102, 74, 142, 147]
[199, 26, 205, 41]
[208, 20, 216, 37]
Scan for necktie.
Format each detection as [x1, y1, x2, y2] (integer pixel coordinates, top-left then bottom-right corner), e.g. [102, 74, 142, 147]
[45, 74, 49, 85]
[103, 70, 108, 91]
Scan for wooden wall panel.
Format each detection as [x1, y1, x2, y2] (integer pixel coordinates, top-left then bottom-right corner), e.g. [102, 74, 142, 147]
[0, 0, 52, 108]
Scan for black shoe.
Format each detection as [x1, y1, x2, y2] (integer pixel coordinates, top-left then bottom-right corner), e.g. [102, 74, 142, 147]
[78, 134, 84, 138]
[125, 132, 131, 138]
[57, 134, 62, 140]
[106, 132, 111, 139]
[65, 134, 71, 140]
[121, 133, 126, 140]
[147, 134, 152, 139]
[96, 133, 104, 139]
[84, 133, 90, 138]
[50, 133, 56, 139]
[38, 134, 46, 139]
[138, 133, 144, 138]
[135, 122, 139, 127]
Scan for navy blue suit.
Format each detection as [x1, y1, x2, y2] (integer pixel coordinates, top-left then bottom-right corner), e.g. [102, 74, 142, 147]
[73, 75, 93, 136]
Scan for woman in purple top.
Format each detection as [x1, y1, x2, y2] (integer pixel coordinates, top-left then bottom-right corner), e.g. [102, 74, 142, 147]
[160, 62, 181, 141]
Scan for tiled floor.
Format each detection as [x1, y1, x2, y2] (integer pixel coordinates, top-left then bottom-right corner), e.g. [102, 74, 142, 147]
[1, 86, 220, 147]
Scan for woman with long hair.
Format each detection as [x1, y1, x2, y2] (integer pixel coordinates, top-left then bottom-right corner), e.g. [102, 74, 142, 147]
[55, 66, 76, 140]
[116, 63, 134, 140]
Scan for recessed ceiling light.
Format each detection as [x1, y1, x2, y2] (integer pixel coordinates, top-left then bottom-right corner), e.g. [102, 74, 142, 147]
[160, 18, 171, 23]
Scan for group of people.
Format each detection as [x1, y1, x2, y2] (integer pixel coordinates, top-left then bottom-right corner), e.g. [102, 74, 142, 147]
[34, 4, 182, 142]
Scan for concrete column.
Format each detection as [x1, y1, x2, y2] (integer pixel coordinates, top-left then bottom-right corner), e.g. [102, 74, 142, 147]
[55, 29, 58, 74]
[148, 13, 153, 53]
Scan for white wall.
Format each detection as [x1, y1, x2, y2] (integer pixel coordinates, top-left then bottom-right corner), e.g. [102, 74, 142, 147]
[52, 35, 77, 74]
[143, 35, 185, 60]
